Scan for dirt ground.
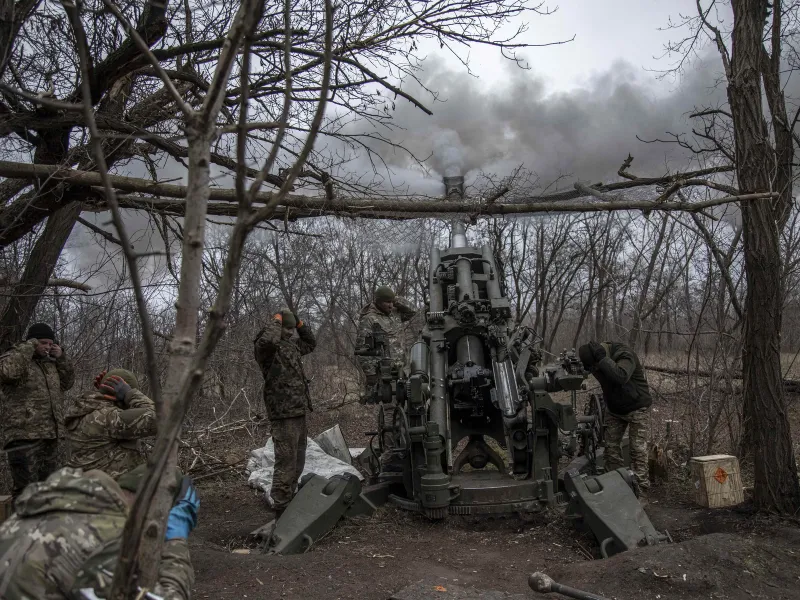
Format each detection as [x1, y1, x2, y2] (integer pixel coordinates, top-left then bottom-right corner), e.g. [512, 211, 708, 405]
[2, 369, 798, 599]
[190, 474, 800, 600]
[184, 384, 800, 600]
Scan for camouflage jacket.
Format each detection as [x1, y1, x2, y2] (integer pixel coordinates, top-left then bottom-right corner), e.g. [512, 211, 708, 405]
[64, 390, 156, 478]
[593, 341, 653, 416]
[0, 340, 75, 446]
[355, 298, 418, 379]
[254, 319, 316, 420]
[0, 467, 193, 600]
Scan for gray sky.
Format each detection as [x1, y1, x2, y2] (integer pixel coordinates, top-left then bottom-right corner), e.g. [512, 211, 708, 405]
[425, 0, 713, 93]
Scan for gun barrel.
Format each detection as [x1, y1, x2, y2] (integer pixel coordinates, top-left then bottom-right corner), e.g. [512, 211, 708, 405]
[450, 222, 468, 248]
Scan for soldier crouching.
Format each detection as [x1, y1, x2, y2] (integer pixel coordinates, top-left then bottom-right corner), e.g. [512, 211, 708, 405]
[65, 368, 156, 478]
[254, 309, 316, 519]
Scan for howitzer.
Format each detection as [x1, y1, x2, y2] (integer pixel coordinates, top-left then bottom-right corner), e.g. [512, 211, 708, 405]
[261, 183, 669, 560]
[370, 220, 604, 518]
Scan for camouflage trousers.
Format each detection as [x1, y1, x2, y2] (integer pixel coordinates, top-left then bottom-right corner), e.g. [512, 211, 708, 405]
[270, 416, 307, 511]
[605, 407, 650, 490]
[5, 438, 59, 497]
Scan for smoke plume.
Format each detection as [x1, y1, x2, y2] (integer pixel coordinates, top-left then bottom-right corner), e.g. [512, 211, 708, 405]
[349, 51, 741, 194]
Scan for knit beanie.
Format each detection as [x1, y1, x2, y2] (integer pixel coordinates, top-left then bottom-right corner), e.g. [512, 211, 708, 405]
[280, 309, 297, 329]
[101, 368, 139, 390]
[27, 322, 55, 342]
[374, 286, 395, 304]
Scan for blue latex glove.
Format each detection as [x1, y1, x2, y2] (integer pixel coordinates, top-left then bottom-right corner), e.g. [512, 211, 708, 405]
[165, 476, 200, 541]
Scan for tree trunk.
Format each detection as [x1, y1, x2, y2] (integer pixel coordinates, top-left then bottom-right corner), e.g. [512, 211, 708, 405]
[729, 0, 800, 513]
[629, 215, 668, 350]
[0, 202, 81, 350]
[135, 120, 213, 586]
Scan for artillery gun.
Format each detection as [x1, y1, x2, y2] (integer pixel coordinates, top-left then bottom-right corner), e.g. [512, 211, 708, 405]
[368, 220, 603, 518]
[259, 180, 670, 558]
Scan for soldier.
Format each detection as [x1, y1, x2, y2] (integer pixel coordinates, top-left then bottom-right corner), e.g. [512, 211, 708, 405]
[65, 368, 156, 478]
[578, 340, 652, 503]
[0, 464, 198, 599]
[254, 309, 316, 519]
[355, 286, 418, 472]
[0, 322, 75, 497]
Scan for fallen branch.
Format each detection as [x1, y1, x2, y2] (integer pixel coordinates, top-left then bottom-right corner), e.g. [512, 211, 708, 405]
[108, 190, 773, 219]
[0, 160, 765, 221]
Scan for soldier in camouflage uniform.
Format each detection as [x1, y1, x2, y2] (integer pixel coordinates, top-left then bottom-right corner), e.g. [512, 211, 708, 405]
[0, 322, 75, 497]
[355, 286, 418, 472]
[254, 309, 316, 518]
[65, 368, 156, 478]
[578, 340, 652, 503]
[0, 465, 197, 599]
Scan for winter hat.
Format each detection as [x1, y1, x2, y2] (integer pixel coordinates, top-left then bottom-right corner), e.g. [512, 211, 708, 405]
[374, 286, 396, 304]
[116, 464, 183, 495]
[27, 322, 55, 342]
[101, 368, 140, 390]
[280, 309, 297, 329]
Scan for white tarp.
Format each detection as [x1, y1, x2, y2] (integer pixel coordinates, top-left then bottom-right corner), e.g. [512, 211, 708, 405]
[247, 437, 363, 505]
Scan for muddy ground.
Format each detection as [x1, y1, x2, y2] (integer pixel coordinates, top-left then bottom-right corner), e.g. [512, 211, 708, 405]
[189, 471, 800, 600]
[185, 389, 800, 600]
[1, 374, 798, 599]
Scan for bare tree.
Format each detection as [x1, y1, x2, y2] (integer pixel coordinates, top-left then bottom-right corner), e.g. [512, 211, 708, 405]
[661, 0, 800, 512]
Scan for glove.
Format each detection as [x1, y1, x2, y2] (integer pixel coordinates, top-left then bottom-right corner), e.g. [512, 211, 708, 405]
[93, 370, 108, 390]
[588, 340, 607, 363]
[98, 375, 132, 404]
[166, 476, 200, 541]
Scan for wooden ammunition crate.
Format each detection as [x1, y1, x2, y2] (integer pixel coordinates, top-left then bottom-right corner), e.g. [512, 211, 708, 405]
[689, 454, 744, 508]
